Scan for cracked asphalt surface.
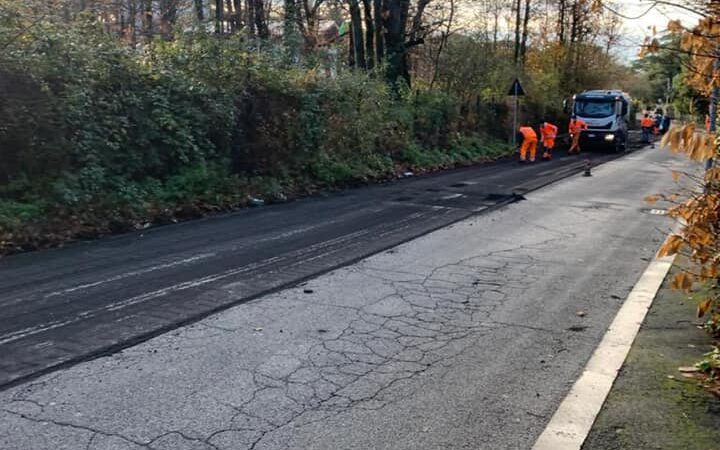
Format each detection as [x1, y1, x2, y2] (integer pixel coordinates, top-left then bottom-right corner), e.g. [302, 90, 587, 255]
[0, 152, 617, 388]
[0, 147, 692, 449]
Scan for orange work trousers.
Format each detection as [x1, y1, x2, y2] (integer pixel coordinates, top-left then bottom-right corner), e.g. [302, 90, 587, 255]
[520, 138, 538, 161]
[542, 139, 555, 159]
[569, 133, 581, 153]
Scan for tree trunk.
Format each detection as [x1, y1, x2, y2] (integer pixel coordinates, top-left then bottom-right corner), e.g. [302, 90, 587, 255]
[159, 0, 178, 38]
[348, 0, 366, 69]
[361, 0, 375, 69]
[254, 0, 269, 38]
[128, 0, 138, 45]
[348, 22, 355, 66]
[232, 0, 242, 31]
[513, 0, 521, 64]
[558, 0, 565, 43]
[246, 0, 255, 36]
[373, 0, 384, 64]
[520, 0, 531, 64]
[383, 0, 411, 88]
[492, 7, 498, 49]
[224, 0, 233, 31]
[195, 0, 205, 21]
[215, 0, 223, 33]
[430, 0, 454, 89]
[569, 0, 578, 44]
[284, 0, 301, 63]
[142, 0, 153, 39]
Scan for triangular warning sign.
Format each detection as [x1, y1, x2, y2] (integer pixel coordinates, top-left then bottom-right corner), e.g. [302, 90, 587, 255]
[508, 79, 525, 96]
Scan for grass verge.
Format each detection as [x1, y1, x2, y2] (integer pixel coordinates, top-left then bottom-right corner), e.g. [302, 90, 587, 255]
[0, 138, 513, 255]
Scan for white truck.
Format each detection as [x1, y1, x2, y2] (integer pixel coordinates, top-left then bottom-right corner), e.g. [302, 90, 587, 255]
[567, 90, 632, 152]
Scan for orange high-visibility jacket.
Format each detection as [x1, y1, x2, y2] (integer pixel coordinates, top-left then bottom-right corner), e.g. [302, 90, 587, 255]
[569, 118, 588, 134]
[540, 123, 558, 142]
[640, 117, 655, 128]
[519, 126, 538, 141]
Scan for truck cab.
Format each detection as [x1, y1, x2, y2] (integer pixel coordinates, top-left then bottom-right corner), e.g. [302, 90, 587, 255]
[571, 90, 631, 151]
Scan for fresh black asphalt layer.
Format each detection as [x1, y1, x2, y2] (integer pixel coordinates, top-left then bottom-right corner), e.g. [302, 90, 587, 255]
[0, 152, 623, 390]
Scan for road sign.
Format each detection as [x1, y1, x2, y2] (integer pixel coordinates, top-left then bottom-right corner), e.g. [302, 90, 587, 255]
[508, 79, 525, 97]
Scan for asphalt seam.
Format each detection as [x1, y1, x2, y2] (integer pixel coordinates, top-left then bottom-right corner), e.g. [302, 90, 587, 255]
[531, 247, 676, 450]
[0, 154, 625, 393]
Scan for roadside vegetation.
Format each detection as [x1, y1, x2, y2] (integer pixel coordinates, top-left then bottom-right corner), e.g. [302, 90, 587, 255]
[1, 0, 640, 253]
[643, 0, 720, 399]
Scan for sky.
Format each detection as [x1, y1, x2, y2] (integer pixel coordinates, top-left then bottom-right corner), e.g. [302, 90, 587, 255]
[618, 1, 702, 60]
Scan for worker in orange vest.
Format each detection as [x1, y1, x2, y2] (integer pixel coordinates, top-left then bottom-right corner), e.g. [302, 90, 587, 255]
[640, 114, 655, 144]
[568, 115, 588, 154]
[518, 125, 538, 163]
[540, 121, 558, 160]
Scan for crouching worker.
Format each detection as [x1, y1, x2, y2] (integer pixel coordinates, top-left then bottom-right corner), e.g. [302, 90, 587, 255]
[518, 125, 538, 163]
[540, 121, 558, 160]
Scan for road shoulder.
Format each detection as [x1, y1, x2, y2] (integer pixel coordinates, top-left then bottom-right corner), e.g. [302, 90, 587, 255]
[582, 266, 720, 450]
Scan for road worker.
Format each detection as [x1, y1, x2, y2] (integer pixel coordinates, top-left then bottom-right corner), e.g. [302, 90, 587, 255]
[568, 115, 588, 155]
[653, 110, 663, 135]
[518, 125, 538, 163]
[540, 121, 558, 160]
[640, 113, 655, 144]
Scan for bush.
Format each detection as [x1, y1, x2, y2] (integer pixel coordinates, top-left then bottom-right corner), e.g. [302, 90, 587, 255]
[0, 200, 45, 230]
[0, 16, 510, 252]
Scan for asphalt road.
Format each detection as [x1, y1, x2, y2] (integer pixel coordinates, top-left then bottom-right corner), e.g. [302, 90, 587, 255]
[0, 151, 625, 389]
[0, 146, 693, 450]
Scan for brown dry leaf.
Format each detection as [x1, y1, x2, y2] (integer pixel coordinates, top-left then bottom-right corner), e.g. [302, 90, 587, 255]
[646, 38, 660, 54]
[681, 32, 693, 51]
[706, 168, 720, 182]
[701, 265, 719, 279]
[670, 128, 683, 153]
[687, 135, 703, 161]
[698, 298, 714, 318]
[672, 272, 694, 292]
[707, 383, 720, 399]
[671, 171, 682, 183]
[682, 123, 697, 146]
[698, 134, 717, 160]
[645, 195, 660, 205]
[661, 128, 671, 147]
[668, 20, 683, 33]
[658, 234, 684, 257]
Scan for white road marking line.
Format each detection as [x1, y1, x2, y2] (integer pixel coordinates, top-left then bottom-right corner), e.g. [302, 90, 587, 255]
[24, 220, 362, 304]
[44, 253, 217, 298]
[441, 194, 465, 200]
[531, 252, 676, 450]
[0, 219, 404, 345]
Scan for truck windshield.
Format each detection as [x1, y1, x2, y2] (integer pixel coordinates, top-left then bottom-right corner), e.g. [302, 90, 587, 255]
[574, 100, 615, 118]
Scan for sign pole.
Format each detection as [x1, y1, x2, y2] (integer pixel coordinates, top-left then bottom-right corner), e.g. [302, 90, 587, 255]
[507, 78, 525, 147]
[513, 83, 518, 147]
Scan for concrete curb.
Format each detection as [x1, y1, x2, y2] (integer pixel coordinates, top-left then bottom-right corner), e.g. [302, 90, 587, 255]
[532, 253, 676, 450]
